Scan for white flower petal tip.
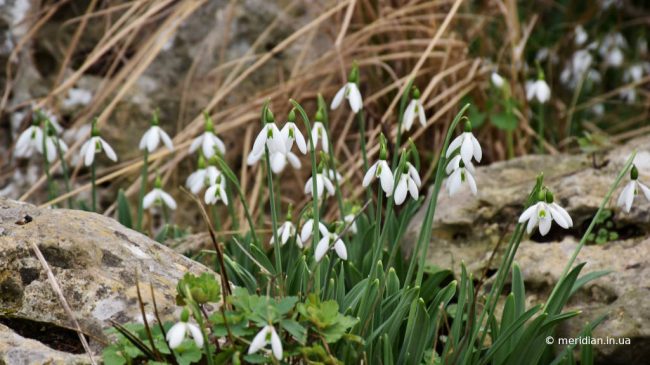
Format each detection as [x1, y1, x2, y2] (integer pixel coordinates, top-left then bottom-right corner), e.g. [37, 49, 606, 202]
[446, 132, 482, 165]
[78, 136, 118, 167]
[166, 321, 204, 349]
[143, 188, 176, 210]
[518, 200, 573, 236]
[526, 79, 551, 104]
[331, 83, 363, 113]
[248, 325, 283, 360]
[140, 126, 174, 152]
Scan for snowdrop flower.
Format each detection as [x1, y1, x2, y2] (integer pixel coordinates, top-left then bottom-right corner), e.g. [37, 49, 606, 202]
[617, 165, 650, 213]
[304, 171, 335, 198]
[143, 176, 177, 210]
[315, 225, 347, 262]
[310, 121, 329, 153]
[15, 122, 43, 159]
[599, 32, 627, 68]
[186, 164, 221, 195]
[574, 25, 588, 46]
[42, 127, 68, 163]
[247, 110, 285, 166]
[139, 112, 174, 152]
[363, 158, 393, 196]
[271, 220, 301, 247]
[248, 325, 282, 360]
[394, 162, 421, 205]
[62, 88, 92, 109]
[620, 62, 650, 102]
[79, 119, 118, 166]
[446, 121, 482, 167]
[300, 218, 328, 245]
[518, 189, 573, 236]
[268, 147, 301, 174]
[327, 168, 343, 182]
[344, 214, 358, 234]
[402, 87, 426, 131]
[561, 50, 595, 88]
[491, 72, 505, 88]
[189, 113, 226, 158]
[281, 110, 307, 155]
[166, 309, 204, 349]
[445, 156, 477, 197]
[331, 65, 363, 113]
[526, 78, 551, 104]
[204, 176, 228, 206]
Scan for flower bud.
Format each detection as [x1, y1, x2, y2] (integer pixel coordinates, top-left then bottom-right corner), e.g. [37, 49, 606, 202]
[348, 62, 359, 84]
[545, 190, 554, 203]
[464, 119, 472, 133]
[197, 154, 206, 169]
[412, 86, 421, 100]
[91, 117, 100, 137]
[288, 109, 296, 122]
[203, 112, 214, 132]
[154, 175, 163, 189]
[631, 165, 639, 180]
[151, 109, 160, 126]
[180, 307, 190, 322]
[314, 110, 323, 122]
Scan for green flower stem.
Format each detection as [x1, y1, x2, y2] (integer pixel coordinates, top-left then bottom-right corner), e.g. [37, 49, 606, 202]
[405, 103, 470, 286]
[318, 95, 345, 218]
[543, 151, 636, 312]
[263, 134, 283, 292]
[91, 159, 97, 212]
[136, 149, 149, 231]
[537, 103, 545, 154]
[54, 135, 73, 208]
[290, 100, 321, 295]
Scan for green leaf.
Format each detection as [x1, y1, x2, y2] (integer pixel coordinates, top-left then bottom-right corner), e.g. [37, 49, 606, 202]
[570, 270, 611, 296]
[249, 244, 276, 276]
[176, 272, 221, 305]
[102, 346, 127, 365]
[280, 319, 307, 344]
[490, 112, 518, 131]
[117, 189, 132, 228]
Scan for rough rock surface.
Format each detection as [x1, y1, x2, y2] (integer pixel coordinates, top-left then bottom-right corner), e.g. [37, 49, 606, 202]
[0, 323, 89, 365]
[405, 134, 650, 365]
[0, 198, 213, 363]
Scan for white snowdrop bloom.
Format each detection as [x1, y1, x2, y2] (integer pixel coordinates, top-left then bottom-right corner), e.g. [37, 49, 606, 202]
[42, 133, 68, 163]
[344, 214, 358, 234]
[186, 163, 221, 195]
[143, 178, 177, 210]
[314, 226, 347, 262]
[599, 32, 627, 68]
[362, 159, 394, 197]
[310, 122, 329, 153]
[189, 115, 226, 158]
[574, 25, 588, 46]
[247, 122, 285, 165]
[15, 124, 43, 158]
[605, 47, 624, 67]
[518, 195, 573, 236]
[617, 166, 650, 213]
[248, 325, 283, 360]
[394, 162, 421, 205]
[403, 98, 426, 132]
[561, 50, 595, 88]
[300, 218, 329, 244]
[446, 125, 482, 167]
[281, 120, 307, 155]
[271, 221, 301, 247]
[445, 158, 478, 197]
[139, 125, 174, 152]
[491, 72, 505, 88]
[331, 82, 363, 113]
[204, 179, 228, 206]
[269, 148, 301, 174]
[166, 316, 204, 349]
[526, 79, 551, 103]
[78, 123, 118, 166]
[304, 172, 335, 198]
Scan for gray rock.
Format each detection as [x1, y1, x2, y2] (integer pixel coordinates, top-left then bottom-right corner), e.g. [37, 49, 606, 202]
[0, 198, 213, 362]
[0, 323, 90, 365]
[405, 134, 650, 364]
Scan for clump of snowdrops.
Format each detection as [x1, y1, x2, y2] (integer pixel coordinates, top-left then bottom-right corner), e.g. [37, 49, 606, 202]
[14, 65, 640, 365]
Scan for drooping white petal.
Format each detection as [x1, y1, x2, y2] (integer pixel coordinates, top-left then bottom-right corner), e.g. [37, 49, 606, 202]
[160, 190, 177, 210]
[201, 133, 216, 158]
[186, 323, 204, 348]
[220, 187, 229, 205]
[549, 205, 569, 228]
[403, 101, 416, 131]
[280, 223, 292, 245]
[166, 322, 187, 349]
[317, 222, 329, 237]
[394, 176, 407, 205]
[331, 85, 346, 110]
[446, 134, 463, 157]
[466, 170, 478, 195]
[269, 326, 283, 360]
[624, 181, 636, 213]
[322, 175, 335, 197]
[143, 190, 158, 209]
[300, 219, 314, 243]
[526, 212, 539, 234]
[347, 83, 363, 113]
[362, 162, 379, 187]
[84, 139, 96, 166]
[470, 134, 482, 162]
[45, 138, 57, 162]
[519, 204, 538, 223]
[417, 101, 426, 126]
[407, 163, 421, 187]
[378, 162, 394, 195]
[212, 134, 226, 155]
[333, 239, 348, 260]
[447, 168, 462, 196]
[159, 128, 174, 150]
[460, 134, 474, 166]
[248, 326, 269, 355]
[304, 177, 313, 195]
[100, 138, 118, 162]
[446, 155, 462, 175]
[287, 152, 301, 169]
[638, 181, 650, 202]
[408, 177, 419, 200]
[551, 203, 573, 228]
[189, 134, 203, 153]
[250, 127, 269, 158]
[539, 217, 552, 236]
[315, 236, 330, 262]
[146, 128, 160, 152]
[270, 152, 287, 173]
